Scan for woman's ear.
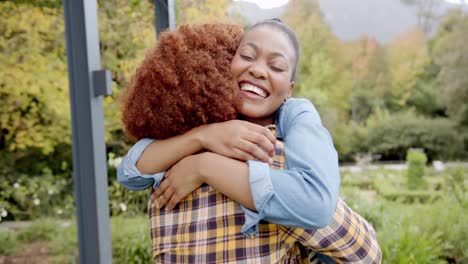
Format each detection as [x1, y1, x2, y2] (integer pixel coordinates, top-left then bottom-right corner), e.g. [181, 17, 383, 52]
[288, 81, 295, 97]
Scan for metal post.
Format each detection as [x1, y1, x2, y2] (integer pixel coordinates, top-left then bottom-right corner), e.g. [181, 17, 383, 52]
[168, 0, 176, 30]
[63, 0, 112, 263]
[154, 0, 175, 38]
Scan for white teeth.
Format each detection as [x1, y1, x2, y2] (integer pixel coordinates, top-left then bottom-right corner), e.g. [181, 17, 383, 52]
[240, 84, 267, 97]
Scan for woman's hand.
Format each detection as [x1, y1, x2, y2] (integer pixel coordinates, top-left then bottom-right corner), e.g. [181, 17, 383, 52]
[196, 120, 276, 164]
[153, 154, 204, 211]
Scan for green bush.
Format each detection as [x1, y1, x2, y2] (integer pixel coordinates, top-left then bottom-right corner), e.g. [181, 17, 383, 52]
[332, 121, 369, 162]
[0, 172, 74, 221]
[50, 221, 77, 260]
[381, 190, 442, 204]
[366, 110, 464, 160]
[340, 186, 383, 230]
[0, 231, 18, 255]
[406, 149, 428, 190]
[381, 227, 446, 264]
[107, 178, 149, 217]
[0, 162, 149, 221]
[444, 167, 468, 207]
[341, 178, 375, 190]
[111, 217, 152, 264]
[17, 219, 59, 242]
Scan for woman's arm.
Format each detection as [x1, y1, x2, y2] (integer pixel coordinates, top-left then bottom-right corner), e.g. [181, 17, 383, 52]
[135, 126, 204, 174]
[136, 120, 276, 174]
[155, 99, 340, 230]
[154, 152, 255, 210]
[117, 120, 276, 190]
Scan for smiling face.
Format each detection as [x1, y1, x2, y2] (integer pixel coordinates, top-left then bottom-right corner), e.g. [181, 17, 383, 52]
[230, 26, 296, 126]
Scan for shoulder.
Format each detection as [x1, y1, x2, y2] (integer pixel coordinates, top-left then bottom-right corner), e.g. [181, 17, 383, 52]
[275, 98, 322, 134]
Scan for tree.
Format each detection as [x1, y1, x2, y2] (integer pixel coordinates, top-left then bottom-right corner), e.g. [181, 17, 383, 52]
[431, 9, 468, 126]
[282, 0, 353, 126]
[0, 2, 70, 155]
[0, 0, 156, 173]
[345, 36, 389, 122]
[175, 0, 231, 24]
[386, 28, 431, 110]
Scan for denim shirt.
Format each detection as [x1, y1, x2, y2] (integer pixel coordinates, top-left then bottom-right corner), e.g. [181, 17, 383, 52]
[117, 98, 340, 236]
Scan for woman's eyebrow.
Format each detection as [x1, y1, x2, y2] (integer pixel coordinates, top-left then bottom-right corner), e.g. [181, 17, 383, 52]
[242, 42, 258, 51]
[244, 42, 287, 60]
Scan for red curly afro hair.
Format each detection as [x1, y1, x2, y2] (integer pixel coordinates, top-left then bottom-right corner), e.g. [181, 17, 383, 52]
[122, 23, 243, 140]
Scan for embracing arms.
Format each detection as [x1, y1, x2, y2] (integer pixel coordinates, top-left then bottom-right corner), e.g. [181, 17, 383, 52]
[118, 99, 340, 230]
[135, 120, 276, 174]
[117, 120, 275, 191]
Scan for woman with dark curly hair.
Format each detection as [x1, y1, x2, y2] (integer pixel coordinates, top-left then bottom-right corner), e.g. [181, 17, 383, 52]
[118, 20, 381, 263]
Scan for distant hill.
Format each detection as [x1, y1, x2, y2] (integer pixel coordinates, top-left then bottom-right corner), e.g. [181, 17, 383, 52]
[229, 0, 468, 43]
[227, 1, 286, 25]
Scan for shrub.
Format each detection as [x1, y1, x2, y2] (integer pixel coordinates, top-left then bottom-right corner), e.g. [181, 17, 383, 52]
[107, 180, 149, 217]
[111, 217, 152, 264]
[366, 110, 464, 160]
[0, 173, 74, 221]
[406, 149, 428, 190]
[17, 219, 59, 242]
[444, 167, 468, 207]
[381, 227, 446, 264]
[0, 231, 18, 255]
[332, 121, 369, 162]
[377, 202, 452, 264]
[381, 190, 442, 204]
[50, 221, 77, 260]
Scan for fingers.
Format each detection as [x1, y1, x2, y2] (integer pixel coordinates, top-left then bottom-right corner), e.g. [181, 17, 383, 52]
[243, 131, 275, 156]
[239, 139, 273, 164]
[231, 147, 256, 162]
[243, 122, 276, 145]
[153, 180, 173, 209]
[165, 194, 182, 211]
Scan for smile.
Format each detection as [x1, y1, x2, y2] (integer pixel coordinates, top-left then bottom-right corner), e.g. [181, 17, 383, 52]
[240, 83, 269, 98]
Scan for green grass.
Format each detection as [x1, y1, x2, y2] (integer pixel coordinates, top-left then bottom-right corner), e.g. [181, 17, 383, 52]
[17, 218, 59, 242]
[0, 231, 18, 255]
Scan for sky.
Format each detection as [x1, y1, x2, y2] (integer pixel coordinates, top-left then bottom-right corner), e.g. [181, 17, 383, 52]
[233, 0, 289, 9]
[234, 0, 468, 9]
[231, 0, 468, 43]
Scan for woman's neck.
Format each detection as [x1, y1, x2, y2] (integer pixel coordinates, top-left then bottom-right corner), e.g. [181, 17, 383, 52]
[240, 115, 275, 126]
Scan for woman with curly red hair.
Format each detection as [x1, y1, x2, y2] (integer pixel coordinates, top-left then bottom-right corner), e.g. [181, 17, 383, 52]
[118, 20, 381, 263]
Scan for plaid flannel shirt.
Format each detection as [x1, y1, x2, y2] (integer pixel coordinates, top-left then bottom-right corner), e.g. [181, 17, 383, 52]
[149, 126, 381, 264]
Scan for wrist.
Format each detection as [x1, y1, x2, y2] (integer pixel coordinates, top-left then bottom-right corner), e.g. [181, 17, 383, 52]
[188, 125, 208, 150]
[196, 152, 216, 183]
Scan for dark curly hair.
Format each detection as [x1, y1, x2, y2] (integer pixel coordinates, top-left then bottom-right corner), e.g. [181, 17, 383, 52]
[122, 23, 243, 140]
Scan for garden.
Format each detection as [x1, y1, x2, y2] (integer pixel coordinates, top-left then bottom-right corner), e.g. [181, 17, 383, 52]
[1, 150, 467, 263]
[1, 0, 467, 263]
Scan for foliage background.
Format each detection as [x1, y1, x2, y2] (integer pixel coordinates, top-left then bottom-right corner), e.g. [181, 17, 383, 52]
[0, 0, 467, 263]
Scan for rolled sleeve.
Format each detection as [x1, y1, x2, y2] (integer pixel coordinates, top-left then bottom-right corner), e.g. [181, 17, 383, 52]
[240, 160, 273, 235]
[242, 98, 340, 235]
[117, 138, 165, 191]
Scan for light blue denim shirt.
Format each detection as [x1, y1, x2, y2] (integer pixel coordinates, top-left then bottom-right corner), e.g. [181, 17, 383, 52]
[117, 98, 340, 237]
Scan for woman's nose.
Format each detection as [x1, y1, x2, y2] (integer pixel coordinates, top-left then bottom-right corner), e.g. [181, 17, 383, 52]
[248, 62, 266, 80]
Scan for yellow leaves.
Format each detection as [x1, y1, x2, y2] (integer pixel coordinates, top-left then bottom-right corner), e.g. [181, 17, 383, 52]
[1, 2, 70, 153]
[176, 0, 231, 24]
[387, 28, 430, 106]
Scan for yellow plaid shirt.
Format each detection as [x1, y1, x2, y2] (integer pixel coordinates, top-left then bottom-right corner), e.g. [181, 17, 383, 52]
[149, 126, 381, 263]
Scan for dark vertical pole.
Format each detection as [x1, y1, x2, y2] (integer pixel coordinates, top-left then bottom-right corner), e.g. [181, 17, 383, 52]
[63, 0, 112, 263]
[154, 0, 171, 38]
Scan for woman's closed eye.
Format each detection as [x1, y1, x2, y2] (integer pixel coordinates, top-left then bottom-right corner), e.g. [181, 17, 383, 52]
[270, 65, 284, 72]
[240, 54, 254, 61]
